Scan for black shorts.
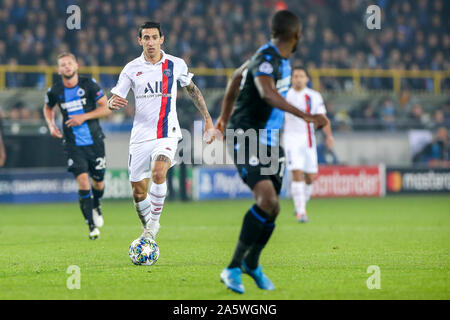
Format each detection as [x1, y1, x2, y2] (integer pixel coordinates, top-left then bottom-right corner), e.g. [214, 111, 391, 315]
[229, 137, 286, 195]
[64, 139, 106, 182]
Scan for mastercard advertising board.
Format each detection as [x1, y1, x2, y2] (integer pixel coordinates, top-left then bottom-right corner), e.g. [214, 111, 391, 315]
[386, 168, 450, 194]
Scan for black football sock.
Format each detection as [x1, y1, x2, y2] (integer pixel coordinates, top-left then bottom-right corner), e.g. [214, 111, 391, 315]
[78, 189, 95, 230]
[228, 205, 272, 269]
[92, 186, 104, 210]
[244, 221, 276, 270]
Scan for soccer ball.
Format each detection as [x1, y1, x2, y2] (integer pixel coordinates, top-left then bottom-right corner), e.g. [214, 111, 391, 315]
[128, 237, 160, 266]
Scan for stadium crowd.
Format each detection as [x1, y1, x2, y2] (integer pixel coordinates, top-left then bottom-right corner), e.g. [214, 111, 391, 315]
[0, 0, 449, 132]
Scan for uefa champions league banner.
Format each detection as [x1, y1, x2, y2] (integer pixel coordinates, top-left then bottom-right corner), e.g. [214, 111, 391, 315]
[0, 168, 132, 203]
[0, 169, 79, 203]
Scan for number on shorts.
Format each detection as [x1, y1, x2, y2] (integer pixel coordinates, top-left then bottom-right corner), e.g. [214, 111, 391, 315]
[95, 157, 106, 170]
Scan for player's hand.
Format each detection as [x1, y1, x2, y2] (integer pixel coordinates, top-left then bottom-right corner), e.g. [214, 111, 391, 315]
[325, 135, 335, 150]
[65, 114, 86, 127]
[108, 95, 128, 110]
[203, 118, 221, 144]
[215, 116, 227, 140]
[49, 124, 63, 139]
[305, 114, 327, 128]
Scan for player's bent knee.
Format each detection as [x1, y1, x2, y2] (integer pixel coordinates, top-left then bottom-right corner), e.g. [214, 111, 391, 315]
[257, 196, 279, 219]
[132, 190, 147, 203]
[76, 173, 90, 190]
[151, 170, 166, 184]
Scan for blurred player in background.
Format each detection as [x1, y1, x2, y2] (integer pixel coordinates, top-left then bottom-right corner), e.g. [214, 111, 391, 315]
[43, 52, 111, 240]
[283, 66, 334, 223]
[215, 10, 328, 294]
[108, 22, 215, 241]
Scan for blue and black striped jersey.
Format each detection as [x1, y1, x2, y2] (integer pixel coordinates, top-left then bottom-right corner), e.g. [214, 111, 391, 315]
[228, 42, 291, 146]
[45, 77, 105, 147]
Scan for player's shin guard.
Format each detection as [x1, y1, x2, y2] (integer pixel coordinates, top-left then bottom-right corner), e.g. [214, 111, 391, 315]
[134, 196, 151, 227]
[228, 205, 273, 269]
[291, 181, 306, 214]
[149, 181, 167, 224]
[92, 187, 104, 209]
[244, 221, 275, 270]
[78, 189, 95, 229]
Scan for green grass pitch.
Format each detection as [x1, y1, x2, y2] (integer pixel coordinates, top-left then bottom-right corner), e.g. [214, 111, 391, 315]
[0, 196, 449, 300]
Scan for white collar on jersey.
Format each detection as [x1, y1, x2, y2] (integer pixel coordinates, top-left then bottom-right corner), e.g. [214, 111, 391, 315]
[139, 50, 167, 65]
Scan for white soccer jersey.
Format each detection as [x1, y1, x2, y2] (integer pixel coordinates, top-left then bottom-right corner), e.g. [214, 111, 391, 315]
[111, 50, 193, 144]
[283, 87, 326, 148]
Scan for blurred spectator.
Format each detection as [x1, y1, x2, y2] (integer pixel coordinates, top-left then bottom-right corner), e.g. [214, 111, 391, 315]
[350, 102, 380, 131]
[413, 127, 449, 167]
[427, 109, 448, 130]
[379, 98, 397, 131]
[407, 103, 428, 129]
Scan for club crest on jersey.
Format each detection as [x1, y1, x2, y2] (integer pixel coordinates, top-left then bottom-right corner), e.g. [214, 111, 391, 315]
[259, 62, 273, 75]
[163, 69, 172, 77]
[77, 88, 85, 97]
[136, 71, 143, 77]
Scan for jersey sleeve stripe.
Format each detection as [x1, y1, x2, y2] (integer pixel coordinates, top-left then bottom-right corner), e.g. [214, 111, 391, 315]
[254, 72, 275, 78]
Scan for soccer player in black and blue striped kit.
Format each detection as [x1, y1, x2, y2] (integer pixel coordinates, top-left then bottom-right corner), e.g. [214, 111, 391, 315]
[43, 52, 111, 240]
[216, 10, 328, 293]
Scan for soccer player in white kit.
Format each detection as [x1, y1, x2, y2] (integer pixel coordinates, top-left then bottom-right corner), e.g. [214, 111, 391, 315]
[282, 66, 334, 223]
[108, 22, 215, 239]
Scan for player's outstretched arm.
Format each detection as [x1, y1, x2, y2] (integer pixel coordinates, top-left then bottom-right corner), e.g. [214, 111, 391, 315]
[184, 80, 216, 144]
[65, 96, 111, 127]
[43, 103, 63, 138]
[216, 60, 249, 136]
[254, 75, 328, 128]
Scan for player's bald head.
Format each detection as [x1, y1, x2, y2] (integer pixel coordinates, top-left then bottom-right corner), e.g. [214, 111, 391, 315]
[271, 10, 301, 41]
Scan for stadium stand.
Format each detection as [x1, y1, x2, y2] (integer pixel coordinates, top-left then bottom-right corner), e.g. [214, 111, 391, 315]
[0, 0, 449, 132]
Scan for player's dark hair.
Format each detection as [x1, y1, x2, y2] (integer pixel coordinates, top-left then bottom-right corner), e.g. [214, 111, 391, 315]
[292, 65, 309, 77]
[271, 10, 301, 40]
[139, 21, 163, 38]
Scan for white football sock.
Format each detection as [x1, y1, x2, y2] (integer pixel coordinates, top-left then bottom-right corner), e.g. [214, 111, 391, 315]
[291, 181, 306, 215]
[134, 195, 151, 227]
[149, 181, 167, 224]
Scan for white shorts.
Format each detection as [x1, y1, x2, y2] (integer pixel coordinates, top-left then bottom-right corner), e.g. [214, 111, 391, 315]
[284, 139, 318, 174]
[128, 138, 179, 182]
